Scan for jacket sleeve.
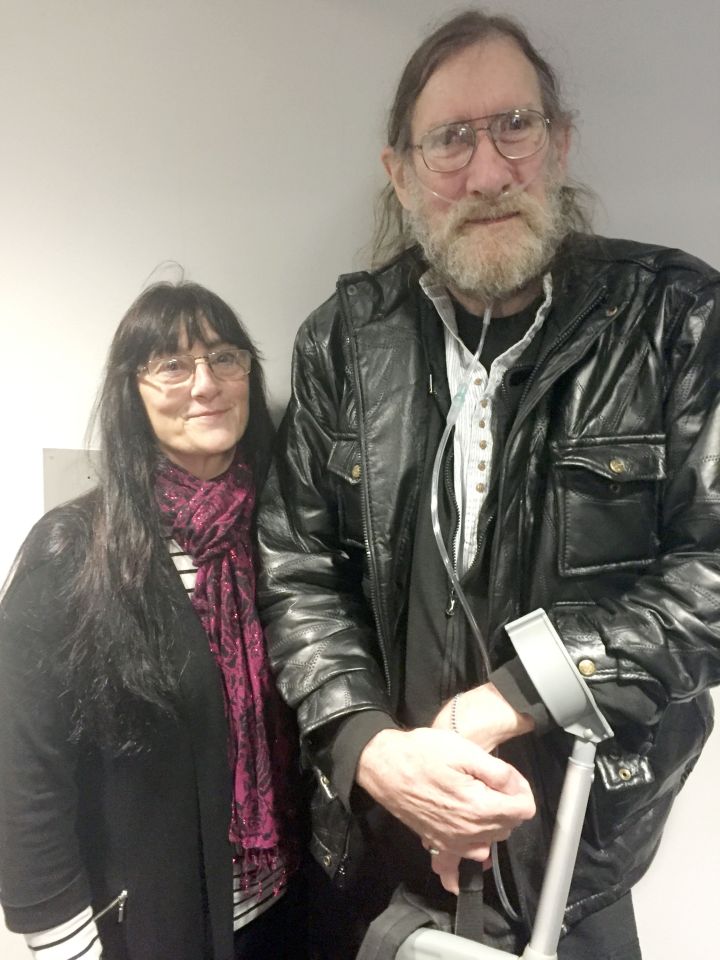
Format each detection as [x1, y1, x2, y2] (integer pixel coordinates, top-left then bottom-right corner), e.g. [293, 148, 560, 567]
[0, 561, 93, 933]
[555, 271, 720, 726]
[257, 309, 397, 760]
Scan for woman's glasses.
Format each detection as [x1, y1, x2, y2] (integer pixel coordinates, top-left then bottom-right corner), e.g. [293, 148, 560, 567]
[138, 348, 252, 386]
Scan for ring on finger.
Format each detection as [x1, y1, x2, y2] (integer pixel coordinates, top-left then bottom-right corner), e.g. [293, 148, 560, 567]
[427, 846, 440, 857]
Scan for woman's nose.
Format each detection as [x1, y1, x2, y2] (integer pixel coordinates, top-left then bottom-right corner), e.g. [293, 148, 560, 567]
[189, 358, 221, 397]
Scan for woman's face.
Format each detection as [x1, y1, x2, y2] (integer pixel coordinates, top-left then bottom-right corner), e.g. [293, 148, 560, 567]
[137, 326, 250, 480]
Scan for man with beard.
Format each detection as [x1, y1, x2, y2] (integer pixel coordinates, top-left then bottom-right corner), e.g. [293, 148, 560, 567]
[258, 10, 720, 960]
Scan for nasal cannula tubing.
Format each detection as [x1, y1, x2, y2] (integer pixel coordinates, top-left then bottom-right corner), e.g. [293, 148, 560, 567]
[429, 302, 493, 677]
[429, 300, 521, 922]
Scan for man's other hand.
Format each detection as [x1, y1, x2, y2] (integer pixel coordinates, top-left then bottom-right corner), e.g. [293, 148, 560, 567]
[432, 682, 535, 751]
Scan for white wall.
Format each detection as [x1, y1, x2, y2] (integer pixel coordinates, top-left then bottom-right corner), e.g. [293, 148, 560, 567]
[1, 1, 718, 956]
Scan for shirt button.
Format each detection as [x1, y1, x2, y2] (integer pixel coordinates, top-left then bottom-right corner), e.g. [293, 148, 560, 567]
[478, 462, 486, 471]
[475, 482, 486, 493]
[479, 419, 486, 429]
[479, 440, 487, 449]
[474, 377, 483, 386]
[480, 399, 489, 408]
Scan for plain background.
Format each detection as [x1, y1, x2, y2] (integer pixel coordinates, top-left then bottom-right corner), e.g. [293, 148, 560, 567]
[1, 1, 718, 956]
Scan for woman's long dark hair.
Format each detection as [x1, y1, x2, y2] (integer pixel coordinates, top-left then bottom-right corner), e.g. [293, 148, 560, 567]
[3, 282, 275, 751]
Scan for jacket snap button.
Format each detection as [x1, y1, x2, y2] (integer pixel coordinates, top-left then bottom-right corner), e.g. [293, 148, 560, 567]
[347, 284, 357, 296]
[577, 658, 596, 677]
[320, 774, 329, 786]
[618, 767, 633, 781]
[351, 464, 361, 480]
[605, 305, 618, 317]
[323, 854, 332, 867]
[609, 458, 625, 474]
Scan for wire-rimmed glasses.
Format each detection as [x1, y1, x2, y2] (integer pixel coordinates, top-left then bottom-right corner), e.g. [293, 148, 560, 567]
[413, 108, 551, 173]
[138, 347, 252, 386]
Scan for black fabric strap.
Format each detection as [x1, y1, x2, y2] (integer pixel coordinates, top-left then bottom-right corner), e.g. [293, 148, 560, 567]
[454, 858, 486, 943]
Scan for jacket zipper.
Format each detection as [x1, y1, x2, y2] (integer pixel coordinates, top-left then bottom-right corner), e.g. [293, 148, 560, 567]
[516, 286, 608, 416]
[93, 888, 128, 925]
[444, 447, 461, 616]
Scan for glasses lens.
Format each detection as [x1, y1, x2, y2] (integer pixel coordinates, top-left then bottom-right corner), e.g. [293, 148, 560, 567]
[208, 348, 252, 381]
[147, 354, 195, 384]
[492, 110, 548, 160]
[421, 122, 475, 172]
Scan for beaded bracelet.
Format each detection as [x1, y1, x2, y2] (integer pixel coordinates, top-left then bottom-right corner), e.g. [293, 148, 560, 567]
[451, 692, 461, 735]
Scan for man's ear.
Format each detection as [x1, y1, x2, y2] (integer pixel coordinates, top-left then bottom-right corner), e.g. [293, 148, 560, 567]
[381, 145, 414, 211]
[553, 124, 572, 175]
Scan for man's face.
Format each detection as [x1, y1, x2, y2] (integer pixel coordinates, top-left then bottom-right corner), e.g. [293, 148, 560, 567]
[385, 37, 571, 307]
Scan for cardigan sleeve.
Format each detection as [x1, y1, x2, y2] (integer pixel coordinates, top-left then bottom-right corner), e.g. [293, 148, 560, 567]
[0, 561, 94, 934]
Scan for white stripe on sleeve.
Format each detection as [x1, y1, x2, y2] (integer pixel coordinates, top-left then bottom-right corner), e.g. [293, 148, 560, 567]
[24, 906, 102, 959]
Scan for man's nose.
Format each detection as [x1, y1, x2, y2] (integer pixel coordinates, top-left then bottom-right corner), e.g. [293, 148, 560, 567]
[462, 131, 515, 198]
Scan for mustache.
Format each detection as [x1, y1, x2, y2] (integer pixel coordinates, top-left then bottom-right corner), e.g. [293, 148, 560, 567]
[445, 190, 543, 231]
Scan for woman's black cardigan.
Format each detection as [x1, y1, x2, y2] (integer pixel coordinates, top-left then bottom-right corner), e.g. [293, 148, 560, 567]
[0, 529, 236, 959]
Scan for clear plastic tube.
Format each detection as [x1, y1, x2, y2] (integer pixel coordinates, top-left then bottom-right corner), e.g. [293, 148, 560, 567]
[429, 303, 492, 676]
[414, 147, 551, 207]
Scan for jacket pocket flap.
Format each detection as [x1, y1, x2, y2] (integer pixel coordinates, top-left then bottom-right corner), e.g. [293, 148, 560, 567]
[554, 439, 665, 482]
[327, 439, 362, 484]
[596, 751, 655, 791]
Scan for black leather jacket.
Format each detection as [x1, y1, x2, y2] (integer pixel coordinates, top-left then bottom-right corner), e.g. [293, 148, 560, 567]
[258, 236, 720, 930]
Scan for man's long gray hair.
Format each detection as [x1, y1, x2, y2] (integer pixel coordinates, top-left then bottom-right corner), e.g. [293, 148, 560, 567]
[370, 9, 594, 268]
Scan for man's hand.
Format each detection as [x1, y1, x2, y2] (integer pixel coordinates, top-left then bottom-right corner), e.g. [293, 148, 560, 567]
[424, 682, 535, 891]
[355, 727, 535, 863]
[432, 682, 535, 751]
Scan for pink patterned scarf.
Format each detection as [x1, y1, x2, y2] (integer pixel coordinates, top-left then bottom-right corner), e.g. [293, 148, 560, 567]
[155, 454, 299, 874]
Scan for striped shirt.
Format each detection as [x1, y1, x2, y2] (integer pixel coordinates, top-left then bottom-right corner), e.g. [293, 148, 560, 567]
[25, 906, 102, 959]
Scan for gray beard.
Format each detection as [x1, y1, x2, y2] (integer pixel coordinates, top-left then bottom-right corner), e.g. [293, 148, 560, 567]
[406, 176, 571, 304]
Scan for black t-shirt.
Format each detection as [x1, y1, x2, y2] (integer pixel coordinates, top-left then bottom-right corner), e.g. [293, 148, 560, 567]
[452, 295, 542, 369]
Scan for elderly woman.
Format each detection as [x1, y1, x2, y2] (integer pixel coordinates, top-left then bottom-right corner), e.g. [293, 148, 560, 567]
[0, 283, 306, 960]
